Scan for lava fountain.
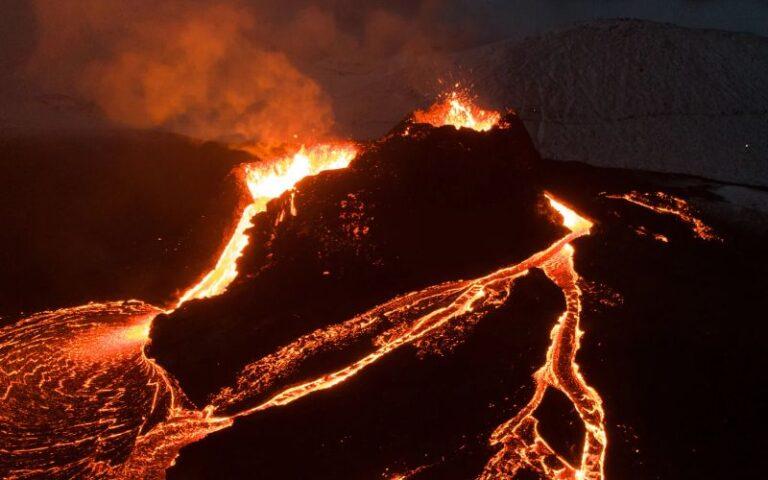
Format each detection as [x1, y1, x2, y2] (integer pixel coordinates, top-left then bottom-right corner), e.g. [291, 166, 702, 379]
[412, 89, 501, 131]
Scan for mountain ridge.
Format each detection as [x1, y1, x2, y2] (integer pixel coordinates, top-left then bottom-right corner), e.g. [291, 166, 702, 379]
[316, 18, 768, 186]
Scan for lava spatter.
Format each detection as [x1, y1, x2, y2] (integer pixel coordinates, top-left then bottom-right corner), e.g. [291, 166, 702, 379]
[412, 89, 501, 132]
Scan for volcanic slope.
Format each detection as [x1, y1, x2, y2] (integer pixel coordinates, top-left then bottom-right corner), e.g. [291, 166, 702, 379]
[1, 96, 765, 480]
[153, 109, 767, 479]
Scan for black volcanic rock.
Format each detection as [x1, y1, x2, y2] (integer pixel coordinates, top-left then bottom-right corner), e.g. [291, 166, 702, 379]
[169, 270, 565, 480]
[149, 114, 564, 406]
[0, 130, 251, 319]
[535, 161, 768, 480]
[151, 114, 768, 479]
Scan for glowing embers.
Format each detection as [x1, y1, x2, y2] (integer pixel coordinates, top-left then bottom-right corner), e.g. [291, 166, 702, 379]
[175, 142, 358, 307]
[412, 89, 501, 132]
[605, 191, 720, 241]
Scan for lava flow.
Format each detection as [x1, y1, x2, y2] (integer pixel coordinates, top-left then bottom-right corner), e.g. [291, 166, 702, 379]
[203, 194, 605, 480]
[0, 188, 602, 479]
[174, 142, 357, 307]
[0, 142, 358, 479]
[0, 301, 177, 479]
[605, 191, 720, 241]
[6, 90, 729, 480]
[479, 198, 605, 480]
[3, 96, 608, 480]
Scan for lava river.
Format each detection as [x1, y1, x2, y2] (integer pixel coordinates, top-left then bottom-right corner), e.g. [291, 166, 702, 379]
[0, 93, 716, 479]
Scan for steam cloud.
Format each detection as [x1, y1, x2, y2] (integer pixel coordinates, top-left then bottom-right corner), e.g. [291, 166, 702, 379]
[27, 0, 483, 149]
[26, 0, 768, 148]
[28, 1, 338, 149]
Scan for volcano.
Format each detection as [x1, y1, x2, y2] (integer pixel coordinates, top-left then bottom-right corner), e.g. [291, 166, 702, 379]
[0, 93, 765, 480]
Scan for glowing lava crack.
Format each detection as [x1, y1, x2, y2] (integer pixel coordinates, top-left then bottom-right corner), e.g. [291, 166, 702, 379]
[205, 195, 607, 480]
[0, 94, 716, 479]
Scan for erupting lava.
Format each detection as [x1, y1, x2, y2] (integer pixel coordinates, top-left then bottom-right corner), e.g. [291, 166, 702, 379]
[0, 92, 722, 479]
[175, 142, 357, 307]
[412, 89, 501, 131]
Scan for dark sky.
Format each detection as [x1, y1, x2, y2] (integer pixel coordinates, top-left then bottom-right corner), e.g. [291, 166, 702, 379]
[2, 0, 767, 139]
[2, 0, 768, 71]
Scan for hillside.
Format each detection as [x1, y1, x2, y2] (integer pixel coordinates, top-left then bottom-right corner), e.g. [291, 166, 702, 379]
[317, 19, 768, 186]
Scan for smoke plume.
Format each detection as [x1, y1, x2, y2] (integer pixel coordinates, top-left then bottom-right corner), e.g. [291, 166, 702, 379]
[28, 1, 338, 149]
[26, 1, 487, 149]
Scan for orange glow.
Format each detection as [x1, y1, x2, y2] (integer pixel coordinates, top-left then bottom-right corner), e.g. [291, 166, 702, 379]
[2, 185, 606, 480]
[1, 76, 617, 480]
[201, 193, 606, 480]
[477, 195, 605, 480]
[412, 89, 500, 132]
[245, 143, 358, 201]
[606, 191, 720, 241]
[175, 142, 357, 308]
[174, 203, 259, 307]
[547, 194, 593, 234]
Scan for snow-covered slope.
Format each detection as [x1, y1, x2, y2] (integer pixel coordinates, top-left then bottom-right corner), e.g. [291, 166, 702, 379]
[317, 19, 768, 186]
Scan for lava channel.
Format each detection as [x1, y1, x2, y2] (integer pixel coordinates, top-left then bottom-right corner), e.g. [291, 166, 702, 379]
[1, 96, 611, 480]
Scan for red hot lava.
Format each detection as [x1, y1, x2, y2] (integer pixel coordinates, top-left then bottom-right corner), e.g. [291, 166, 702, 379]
[0, 92, 721, 480]
[413, 89, 501, 131]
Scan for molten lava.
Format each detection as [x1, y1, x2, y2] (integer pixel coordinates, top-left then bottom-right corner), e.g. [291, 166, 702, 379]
[245, 144, 357, 201]
[605, 191, 720, 241]
[0, 92, 725, 479]
[0, 141, 359, 479]
[203, 194, 606, 480]
[412, 89, 501, 131]
[175, 142, 357, 307]
[479, 196, 605, 480]
[1, 188, 605, 480]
